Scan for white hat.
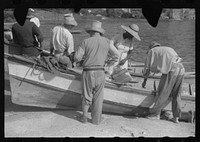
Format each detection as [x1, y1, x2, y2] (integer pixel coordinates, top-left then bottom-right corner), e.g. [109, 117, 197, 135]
[26, 8, 35, 19]
[29, 8, 35, 12]
[85, 20, 105, 35]
[63, 13, 77, 26]
[121, 24, 141, 41]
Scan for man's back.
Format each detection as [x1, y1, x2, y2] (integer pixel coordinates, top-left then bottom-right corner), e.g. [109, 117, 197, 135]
[50, 25, 74, 54]
[12, 20, 43, 47]
[81, 35, 110, 67]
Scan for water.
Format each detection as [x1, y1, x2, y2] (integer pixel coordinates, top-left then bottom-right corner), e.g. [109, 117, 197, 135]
[41, 17, 195, 72]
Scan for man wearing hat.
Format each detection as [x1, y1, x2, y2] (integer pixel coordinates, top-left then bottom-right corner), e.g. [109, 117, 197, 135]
[28, 8, 40, 28]
[11, 11, 44, 57]
[74, 20, 120, 125]
[142, 42, 184, 123]
[50, 13, 77, 68]
[106, 24, 141, 74]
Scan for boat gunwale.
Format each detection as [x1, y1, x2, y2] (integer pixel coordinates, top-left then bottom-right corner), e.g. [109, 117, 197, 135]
[6, 54, 155, 95]
[5, 53, 195, 101]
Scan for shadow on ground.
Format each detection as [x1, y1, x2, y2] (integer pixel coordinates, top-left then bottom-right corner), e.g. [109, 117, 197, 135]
[5, 94, 82, 123]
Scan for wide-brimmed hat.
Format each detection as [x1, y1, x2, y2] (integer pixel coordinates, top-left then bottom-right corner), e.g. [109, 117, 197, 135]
[63, 13, 77, 26]
[85, 20, 105, 35]
[121, 24, 141, 41]
[149, 41, 161, 49]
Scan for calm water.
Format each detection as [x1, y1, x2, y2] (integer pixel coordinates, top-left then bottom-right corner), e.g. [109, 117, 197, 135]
[41, 17, 195, 72]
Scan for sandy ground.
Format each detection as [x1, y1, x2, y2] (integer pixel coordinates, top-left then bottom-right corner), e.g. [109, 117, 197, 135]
[4, 78, 195, 138]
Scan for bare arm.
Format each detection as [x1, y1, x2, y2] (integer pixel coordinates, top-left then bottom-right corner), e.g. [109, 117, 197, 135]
[142, 51, 152, 88]
[142, 68, 150, 88]
[109, 40, 120, 63]
[74, 41, 85, 63]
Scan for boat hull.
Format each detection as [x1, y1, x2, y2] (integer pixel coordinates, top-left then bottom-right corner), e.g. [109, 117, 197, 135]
[5, 54, 195, 117]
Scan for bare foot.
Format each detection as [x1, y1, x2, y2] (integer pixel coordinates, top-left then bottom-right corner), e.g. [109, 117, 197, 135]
[77, 115, 88, 124]
[170, 117, 179, 123]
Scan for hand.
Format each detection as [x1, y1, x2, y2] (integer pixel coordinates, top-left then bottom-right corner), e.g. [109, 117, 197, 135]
[142, 81, 146, 88]
[119, 59, 126, 65]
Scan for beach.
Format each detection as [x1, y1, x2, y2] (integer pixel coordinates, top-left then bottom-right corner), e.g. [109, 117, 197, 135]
[4, 8, 195, 138]
[5, 87, 195, 137]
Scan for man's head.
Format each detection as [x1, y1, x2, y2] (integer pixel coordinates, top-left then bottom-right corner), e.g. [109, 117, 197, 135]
[121, 24, 141, 41]
[63, 13, 77, 29]
[26, 8, 35, 20]
[85, 20, 105, 36]
[123, 31, 133, 40]
[149, 41, 161, 50]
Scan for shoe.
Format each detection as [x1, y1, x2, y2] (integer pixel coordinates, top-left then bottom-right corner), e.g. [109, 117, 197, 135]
[77, 115, 88, 124]
[146, 114, 160, 120]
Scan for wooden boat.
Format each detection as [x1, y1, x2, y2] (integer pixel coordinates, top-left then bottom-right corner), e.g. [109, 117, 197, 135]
[128, 62, 195, 85]
[4, 52, 195, 120]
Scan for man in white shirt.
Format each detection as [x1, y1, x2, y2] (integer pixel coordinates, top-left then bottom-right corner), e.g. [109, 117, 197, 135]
[28, 8, 40, 28]
[106, 24, 141, 75]
[50, 13, 77, 68]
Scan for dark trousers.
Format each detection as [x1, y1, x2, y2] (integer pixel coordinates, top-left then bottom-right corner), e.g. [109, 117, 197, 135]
[81, 70, 105, 125]
[22, 47, 41, 57]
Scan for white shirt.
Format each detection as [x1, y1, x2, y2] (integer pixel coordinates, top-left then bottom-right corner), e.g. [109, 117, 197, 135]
[30, 17, 40, 27]
[111, 34, 133, 69]
[50, 25, 74, 55]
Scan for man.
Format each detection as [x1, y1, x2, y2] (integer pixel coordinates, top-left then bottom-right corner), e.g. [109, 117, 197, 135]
[74, 20, 120, 125]
[50, 13, 77, 68]
[142, 42, 185, 123]
[12, 12, 44, 57]
[106, 24, 141, 74]
[29, 8, 40, 28]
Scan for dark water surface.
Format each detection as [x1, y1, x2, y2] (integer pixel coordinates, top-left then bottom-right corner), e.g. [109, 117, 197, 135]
[41, 17, 195, 72]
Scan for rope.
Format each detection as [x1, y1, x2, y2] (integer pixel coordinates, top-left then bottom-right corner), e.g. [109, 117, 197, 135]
[19, 61, 36, 87]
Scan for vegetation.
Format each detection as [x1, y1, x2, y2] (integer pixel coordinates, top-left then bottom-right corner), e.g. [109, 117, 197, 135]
[4, 8, 195, 23]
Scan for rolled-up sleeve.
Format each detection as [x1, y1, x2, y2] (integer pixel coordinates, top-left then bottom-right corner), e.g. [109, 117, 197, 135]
[144, 50, 152, 73]
[66, 33, 74, 55]
[32, 25, 44, 43]
[12, 26, 18, 44]
[109, 40, 120, 62]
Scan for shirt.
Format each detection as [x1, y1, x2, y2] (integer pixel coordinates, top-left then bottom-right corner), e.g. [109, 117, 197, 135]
[144, 46, 180, 74]
[12, 20, 43, 47]
[50, 25, 74, 55]
[74, 34, 120, 68]
[110, 34, 134, 69]
[30, 17, 40, 27]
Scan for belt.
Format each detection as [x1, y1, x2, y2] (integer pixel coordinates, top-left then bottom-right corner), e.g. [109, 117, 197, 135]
[83, 67, 104, 71]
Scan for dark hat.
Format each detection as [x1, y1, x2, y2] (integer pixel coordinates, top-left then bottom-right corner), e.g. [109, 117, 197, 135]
[149, 41, 161, 49]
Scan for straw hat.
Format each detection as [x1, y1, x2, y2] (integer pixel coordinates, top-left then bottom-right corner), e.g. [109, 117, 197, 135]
[121, 24, 141, 41]
[26, 8, 35, 19]
[149, 41, 161, 49]
[29, 8, 35, 12]
[63, 13, 77, 26]
[85, 20, 105, 35]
